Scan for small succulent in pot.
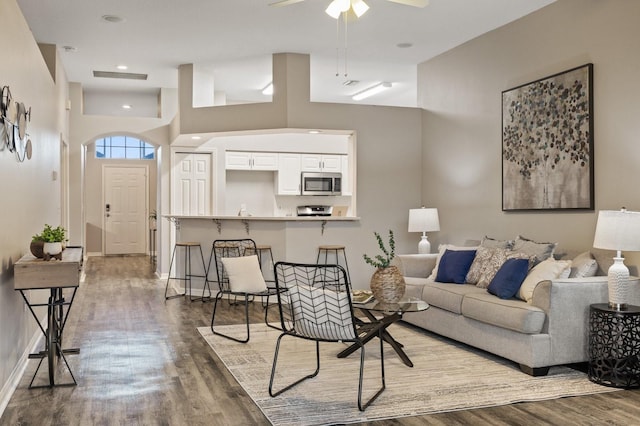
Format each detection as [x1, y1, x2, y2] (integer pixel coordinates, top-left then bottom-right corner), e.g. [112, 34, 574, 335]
[363, 230, 405, 303]
[363, 230, 396, 269]
[35, 224, 67, 260]
[39, 224, 67, 243]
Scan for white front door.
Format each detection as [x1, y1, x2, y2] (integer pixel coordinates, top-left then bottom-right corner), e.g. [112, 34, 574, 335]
[104, 165, 148, 255]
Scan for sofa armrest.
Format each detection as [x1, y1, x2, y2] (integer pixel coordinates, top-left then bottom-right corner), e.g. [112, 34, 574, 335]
[531, 276, 640, 364]
[392, 254, 438, 278]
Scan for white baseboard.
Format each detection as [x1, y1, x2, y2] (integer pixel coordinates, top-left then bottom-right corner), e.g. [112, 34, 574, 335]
[86, 252, 102, 257]
[0, 320, 45, 417]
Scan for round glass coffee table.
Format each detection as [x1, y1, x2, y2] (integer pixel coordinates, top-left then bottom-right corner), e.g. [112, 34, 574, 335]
[338, 296, 429, 367]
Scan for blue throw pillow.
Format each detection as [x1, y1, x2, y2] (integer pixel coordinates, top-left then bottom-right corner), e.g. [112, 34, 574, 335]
[435, 249, 477, 284]
[487, 258, 530, 299]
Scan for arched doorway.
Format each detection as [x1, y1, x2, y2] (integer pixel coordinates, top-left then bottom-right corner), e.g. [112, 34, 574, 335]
[83, 134, 159, 257]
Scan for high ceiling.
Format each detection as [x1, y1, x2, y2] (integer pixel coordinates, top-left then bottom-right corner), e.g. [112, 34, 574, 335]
[17, 0, 555, 111]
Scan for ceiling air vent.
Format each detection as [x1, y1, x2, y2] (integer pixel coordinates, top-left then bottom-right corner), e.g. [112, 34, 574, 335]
[93, 71, 148, 80]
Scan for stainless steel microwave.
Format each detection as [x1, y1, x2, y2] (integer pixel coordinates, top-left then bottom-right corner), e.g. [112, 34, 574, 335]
[301, 172, 342, 196]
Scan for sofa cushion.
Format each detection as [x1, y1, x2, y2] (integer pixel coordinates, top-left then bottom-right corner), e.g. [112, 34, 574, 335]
[461, 292, 546, 334]
[512, 235, 557, 266]
[569, 251, 598, 278]
[435, 249, 477, 284]
[428, 244, 478, 281]
[476, 249, 531, 289]
[466, 246, 496, 284]
[421, 282, 485, 314]
[487, 258, 530, 299]
[518, 257, 572, 302]
[480, 235, 514, 249]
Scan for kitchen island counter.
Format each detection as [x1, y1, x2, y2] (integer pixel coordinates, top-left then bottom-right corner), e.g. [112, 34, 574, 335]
[162, 214, 364, 289]
[164, 215, 360, 221]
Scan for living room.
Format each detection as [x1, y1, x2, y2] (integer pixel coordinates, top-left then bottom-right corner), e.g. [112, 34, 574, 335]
[1, 0, 640, 423]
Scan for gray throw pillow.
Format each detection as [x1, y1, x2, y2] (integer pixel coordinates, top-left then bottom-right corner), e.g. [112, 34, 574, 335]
[480, 236, 514, 250]
[511, 235, 557, 266]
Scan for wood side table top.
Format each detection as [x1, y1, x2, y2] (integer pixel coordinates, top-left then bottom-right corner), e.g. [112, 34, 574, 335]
[14, 247, 83, 289]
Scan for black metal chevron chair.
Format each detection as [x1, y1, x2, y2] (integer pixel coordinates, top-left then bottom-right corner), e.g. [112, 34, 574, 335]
[268, 261, 386, 411]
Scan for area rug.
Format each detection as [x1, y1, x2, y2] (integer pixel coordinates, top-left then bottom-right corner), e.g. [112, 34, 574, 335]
[198, 323, 616, 425]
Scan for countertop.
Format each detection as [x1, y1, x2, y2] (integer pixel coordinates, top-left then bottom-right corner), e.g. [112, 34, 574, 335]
[164, 215, 359, 221]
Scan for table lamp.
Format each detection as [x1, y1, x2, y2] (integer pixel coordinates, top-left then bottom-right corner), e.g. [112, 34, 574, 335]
[408, 207, 440, 254]
[593, 208, 640, 310]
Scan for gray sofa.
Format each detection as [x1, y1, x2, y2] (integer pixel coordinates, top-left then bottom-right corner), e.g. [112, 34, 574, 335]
[394, 253, 640, 376]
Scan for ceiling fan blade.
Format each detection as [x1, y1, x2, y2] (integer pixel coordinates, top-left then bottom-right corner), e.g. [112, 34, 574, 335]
[269, 0, 306, 6]
[386, 0, 428, 8]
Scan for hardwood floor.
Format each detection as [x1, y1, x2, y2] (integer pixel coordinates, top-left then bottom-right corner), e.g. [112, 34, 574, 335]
[3, 255, 640, 425]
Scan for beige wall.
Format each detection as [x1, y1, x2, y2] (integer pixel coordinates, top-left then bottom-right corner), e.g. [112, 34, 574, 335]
[175, 53, 424, 285]
[418, 0, 640, 266]
[0, 0, 68, 401]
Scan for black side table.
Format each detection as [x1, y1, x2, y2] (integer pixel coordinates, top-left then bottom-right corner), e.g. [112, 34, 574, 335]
[588, 303, 640, 388]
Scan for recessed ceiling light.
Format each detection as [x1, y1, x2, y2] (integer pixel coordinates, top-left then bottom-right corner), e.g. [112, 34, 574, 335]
[308, 130, 322, 134]
[122, 104, 132, 109]
[191, 136, 202, 140]
[101, 15, 125, 23]
[116, 65, 128, 70]
[396, 42, 413, 48]
[342, 80, 360, 87]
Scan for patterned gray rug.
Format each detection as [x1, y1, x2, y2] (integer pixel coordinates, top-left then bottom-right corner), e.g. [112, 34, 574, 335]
[198, 323, 616, 426]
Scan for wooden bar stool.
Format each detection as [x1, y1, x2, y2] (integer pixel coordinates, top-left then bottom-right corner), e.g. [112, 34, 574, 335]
[316, 245, 351, 285]
[165, 242, 211, 301]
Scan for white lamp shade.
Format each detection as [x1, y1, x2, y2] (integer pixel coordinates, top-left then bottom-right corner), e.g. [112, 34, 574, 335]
[593, 209, 640, 252]
[408, 208, 440, 233]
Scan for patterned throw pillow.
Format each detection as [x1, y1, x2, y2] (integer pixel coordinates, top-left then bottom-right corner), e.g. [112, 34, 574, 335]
[466, 246, 498, 284]
[511, 235, 557, 266]
[476, 249, 532, 289]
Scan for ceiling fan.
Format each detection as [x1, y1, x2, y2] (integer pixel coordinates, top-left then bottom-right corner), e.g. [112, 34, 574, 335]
[270, 0, 428, 19]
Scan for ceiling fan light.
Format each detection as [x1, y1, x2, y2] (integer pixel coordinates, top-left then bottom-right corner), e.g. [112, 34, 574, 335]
[325, 1, 342, 18]
[337, 0, 351, 12]
[351, 0, 369, 17]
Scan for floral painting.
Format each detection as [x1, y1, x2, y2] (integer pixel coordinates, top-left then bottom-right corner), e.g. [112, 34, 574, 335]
[502, 64, 594, 211]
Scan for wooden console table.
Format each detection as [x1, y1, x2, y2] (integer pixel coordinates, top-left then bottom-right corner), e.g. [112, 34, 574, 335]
[14, 247, 83, 388]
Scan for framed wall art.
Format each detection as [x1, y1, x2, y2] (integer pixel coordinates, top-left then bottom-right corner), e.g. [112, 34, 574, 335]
[502, 63, 594, 211]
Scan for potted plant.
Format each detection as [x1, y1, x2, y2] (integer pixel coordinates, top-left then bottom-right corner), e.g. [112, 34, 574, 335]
[38, 224, 67, 260]
[30, 233, 46, 259]
[363, 230, 406, 303]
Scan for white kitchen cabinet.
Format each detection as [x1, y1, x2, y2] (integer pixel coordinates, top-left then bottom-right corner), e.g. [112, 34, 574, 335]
[341, 155, 352, 196]
[226, 151, 278, 171]
[276, 153, 301, 195]
[300, 154, 342, 173]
